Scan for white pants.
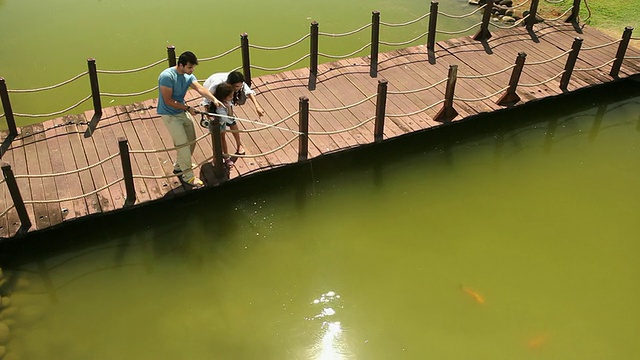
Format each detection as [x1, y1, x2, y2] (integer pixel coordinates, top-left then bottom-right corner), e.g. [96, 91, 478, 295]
[161, 112, 196, 181]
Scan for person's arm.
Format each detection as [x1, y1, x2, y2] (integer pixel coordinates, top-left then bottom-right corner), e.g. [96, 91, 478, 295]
[191, 81, 224, 109]
[247, 93, 265, 117]
[160, 85, 192, 113]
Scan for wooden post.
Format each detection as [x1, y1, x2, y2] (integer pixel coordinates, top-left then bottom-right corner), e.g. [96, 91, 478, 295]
[434, 65, 459, 123]
[0, 77, 17, 137]
[427, 2, 439, 59]
[309, 21, 319, 90]
[370, 11, 380, 78]
[167, 46, 176, 67]
[525, 0, 540, 30]
[241, 33, 253, 87]
[473, 0, 493, 41]
[87, 58, 102, 116]
[565, 0, 581, 25]
[1, 163, 31, 231]
[209, 117, 226, 181]
[497, 52, 527, 106]
[560, 37, 583, 91]
[118, 138, 136, 207]
[298, 96, 309, 161]
[610, 27, 634, 77]
[374, 79, 388, 143]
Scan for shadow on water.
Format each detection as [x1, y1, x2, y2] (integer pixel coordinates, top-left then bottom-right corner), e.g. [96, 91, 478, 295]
[0, 77, 639, 268]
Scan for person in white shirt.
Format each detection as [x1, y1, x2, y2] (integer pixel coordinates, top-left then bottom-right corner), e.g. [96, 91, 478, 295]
[201, 71, 265, 155]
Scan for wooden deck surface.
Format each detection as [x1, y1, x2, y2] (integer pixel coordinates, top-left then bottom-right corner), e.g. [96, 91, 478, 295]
[1, 21, 639, 238]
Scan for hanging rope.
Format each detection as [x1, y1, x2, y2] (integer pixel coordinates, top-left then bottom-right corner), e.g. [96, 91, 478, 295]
[439, 5, 486, 19]
[387, 99, 445, 118]
[319, 23, 371, 37]
[380, 31, 429, 47]
[380, 12, 430, 27]
[7, 71, 88, 93]
[96, 58, 166, 74]
[14, 95, 92, 118]
[454, 86, 509, 102]
[319, 43, 372, 59]
[249, 34, 310, 50]
[250, 54, 310, 72]
[520, 70, 565, 87]
[199, 45, 242, 61]
[573, 59, 616, 72]
[23, 177, 124, 204]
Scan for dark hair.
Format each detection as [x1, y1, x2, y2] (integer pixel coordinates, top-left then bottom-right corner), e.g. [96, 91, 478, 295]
[226, 71, 245, 85]
[214, 83, 234, 103]
[177, 51, 198, 66]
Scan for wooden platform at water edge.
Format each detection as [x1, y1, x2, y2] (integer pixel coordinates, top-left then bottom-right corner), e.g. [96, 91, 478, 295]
[1, 20, 639, 238]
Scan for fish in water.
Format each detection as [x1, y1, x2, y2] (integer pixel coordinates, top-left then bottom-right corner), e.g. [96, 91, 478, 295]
[460, 285, 485, 304]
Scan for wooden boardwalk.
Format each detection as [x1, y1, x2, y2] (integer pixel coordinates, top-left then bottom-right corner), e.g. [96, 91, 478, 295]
[1, 21, 639, 238]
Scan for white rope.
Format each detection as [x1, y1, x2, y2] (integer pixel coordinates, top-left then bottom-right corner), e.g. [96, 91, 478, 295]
[0, 204, 15, 218]
[387, 99, 444, 117]
[96, 58, 166, 74]
[489, 15, 528, 30]
[7, 71, 88, 93]
[101, 86, 158, 97]
[319, 23, 371, 37]
[380, 31, 429, 47]
[199, 45, 242, 61]
[582, 39, 621, 50]
[574, 58, 616, 72]
[250, 54, 310, 72]
[454, 86, 509, 102]
[539, 6, 574, 21]
[14, 153, 120, 179]
[319, 43, 371, 59]
[458, 64, 516, 79]
[526, 49, 572, 65]
[309, 94, 377, 112]
[135, 157, 212, 179]
[249, 34, 310, 51]
[246, 134, 300, 156]
[436, 22, 483, 35]
[631, 37, 639, 41]
[0, 113, 4, 119]
[493, 0, 530, 10]
[545, 0, 565, 3]
[14, 95, 93, 118]
[129, 132, 209, 154]
[308, 116, 376, 135]
[439, 5, 486, 19]
[380, 12, 430, 27]
[625, 55, 640, 59]
[520, 70, 565, 87]
[200, 110, 301, 134]
[387, 78, 447, 95]
[24, 177, 124, 204]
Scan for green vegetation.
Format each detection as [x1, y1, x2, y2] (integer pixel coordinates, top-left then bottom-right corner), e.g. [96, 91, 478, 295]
[536, 0, 640, 36]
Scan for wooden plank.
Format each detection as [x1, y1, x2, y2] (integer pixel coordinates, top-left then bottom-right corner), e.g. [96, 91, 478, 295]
[33, 122, 63, 227]
[64, 114, 101, 215]
[10, 128, 36, 230]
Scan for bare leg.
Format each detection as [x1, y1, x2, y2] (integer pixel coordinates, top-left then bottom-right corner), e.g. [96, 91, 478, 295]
[229, 123, 244, 154]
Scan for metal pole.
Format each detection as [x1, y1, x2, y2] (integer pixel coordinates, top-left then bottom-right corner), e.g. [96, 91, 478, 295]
[374, 79, 388, 143]
[298, 96, 309, 161]
[87, 58, 102, 116]
[370, 11, 380, 78]
[167, 45, 176, 67]
[497, 52, 527, 106]
[434, 65, 459, 123]
[560, 37, 583, 90]
[241, 33, 253, 87]
[118, 138, 136, 206]
[610, 27, 634, 77]
[0, 77, 17, 137]
[309, 22, 319, 90]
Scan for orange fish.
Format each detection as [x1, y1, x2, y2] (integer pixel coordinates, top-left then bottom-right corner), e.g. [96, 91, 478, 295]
[460, 285, 485, 304]
[527, 334, 549, 349]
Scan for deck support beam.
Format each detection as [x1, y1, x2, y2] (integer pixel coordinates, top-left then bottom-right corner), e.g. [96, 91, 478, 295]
[497, 52, 527, 106]
[209, 117, 226, 181]
[167, 46, 176, 67]
[434, 65, 459, 123]
[118, 138, 136, 207]
[298, 97, 309, 161]
[374, 79, 388, 143]
[1, 163, 31, 234]
[560, 37, 583, 91]
[87, 58, 103, 121]
[309, 22, 319, 90]
[0, 77, 17, 137]
[610, 27, 634, 78]
[473, 0, 493, 42]
[241, 33, 253, 87]
[370, 11, 380, 78]
[565, 0, 581, 26]
[427, 1, 439, 64]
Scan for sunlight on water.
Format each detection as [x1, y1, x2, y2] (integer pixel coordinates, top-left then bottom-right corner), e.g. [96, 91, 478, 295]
[0, 89, 638, 359]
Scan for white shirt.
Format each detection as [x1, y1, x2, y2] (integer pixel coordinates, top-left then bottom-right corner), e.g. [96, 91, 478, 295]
[201, 72, 255, 106]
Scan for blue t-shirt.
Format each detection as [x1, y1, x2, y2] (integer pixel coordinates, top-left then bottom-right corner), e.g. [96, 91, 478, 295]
[157, 67, 197, 115]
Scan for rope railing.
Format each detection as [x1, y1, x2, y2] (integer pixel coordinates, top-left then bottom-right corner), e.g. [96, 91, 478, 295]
[520, 70, 565, 87]
[13, 95, 93, 118]
[129, 131, 210, 154]
[458, 64, 516, 79]
[436, 22, 483, 35]
[248, 34, 310, 51]
[6, 71, 89, 93]
[134, 157, 213, 179]
[380, 31, 430, 47]
[581, 39, 621, 51]
[387, 99, 445, 118]
[574, 58, 616, 72]
[309, 94, 377, 112]
[308, 116, 376, 135]
[454, 86, 509, 102]
[439, 5, 487, 19]
[493, 0, 531, 10]
[96, 58, 166, 74]
[538, 6, 574, 21]
[489, 15, 529, 30]
[545, 0, 565, 3]
[0, 204, 15, 218]
[526, 49, 572, 65]
[380, 12, 430, 27]
[387, 78, 447, 95]
[209, 110, 300, 134]
[625, 55, 640, 60]
[14, 153, 120, 179]
[23, 177, 124, 204]
[319, 43, 372, 60]
[250, 54, 310, 72]
[199, 45, 242, 61]
[319, 23, 372, 37]
[100, 86, 158, 98]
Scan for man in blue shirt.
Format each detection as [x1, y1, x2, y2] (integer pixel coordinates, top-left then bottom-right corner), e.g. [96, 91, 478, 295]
[157, 51, 222, 188]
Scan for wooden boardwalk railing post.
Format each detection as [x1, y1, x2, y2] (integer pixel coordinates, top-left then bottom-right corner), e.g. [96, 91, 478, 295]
[241, 33, 253, 87]
[298, 96, 309, 161]
[1, 163, 31, 232]
[474, 0, 493, 41]
[374, 79, 388, 143]
[525, 0, 540, 31]
[565, 0, 581, 25]
[497, 52, 527, 106]
[610, 27, 634, 78]
[560, 37, 583, 91]
[434, 65, 459, 123]
[370, 11, 380, 78]
[167, 46, 177, 67]
[209, 117, 226, 181]
[0, 77, 17, 137]
[427, 1, 439, 63]
[309, 22, 319, 90]
[87, 58, 103, 117]
[118, 138, 136, 206]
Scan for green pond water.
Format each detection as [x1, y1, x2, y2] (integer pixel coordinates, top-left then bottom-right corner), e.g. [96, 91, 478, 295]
[0, 83, 638, 359]
[0, 0, 480, 127]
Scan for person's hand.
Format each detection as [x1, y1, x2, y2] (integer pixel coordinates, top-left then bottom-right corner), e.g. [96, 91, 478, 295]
[213, 98, 225, 109]
[186, 106, 196, 116]
[256, 106, 265, 117]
